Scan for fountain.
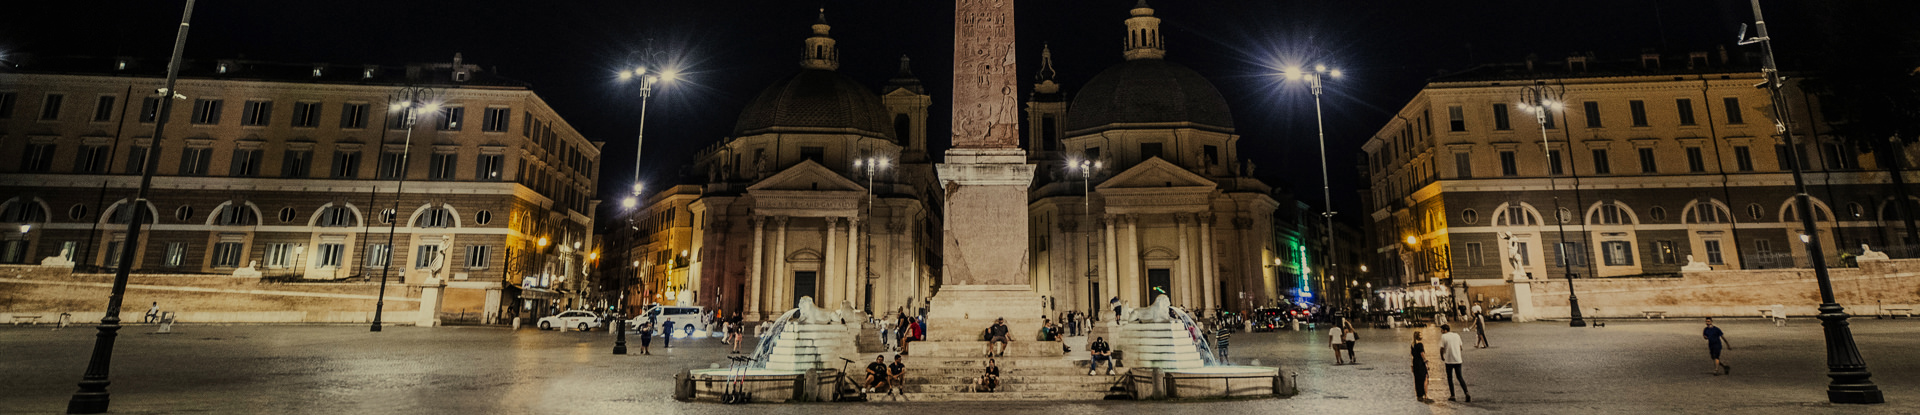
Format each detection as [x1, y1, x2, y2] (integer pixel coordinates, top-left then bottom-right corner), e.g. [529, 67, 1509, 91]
[1110, 295, 1286, 399]
[683, 297, 859, 402]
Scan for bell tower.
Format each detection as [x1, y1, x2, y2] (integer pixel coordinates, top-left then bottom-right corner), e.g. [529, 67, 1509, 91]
[884, 55, 932, 162]
[1122, 1, 1165, 61]
[1025, 44, 1068, 165]
[801, 9, 839, 70]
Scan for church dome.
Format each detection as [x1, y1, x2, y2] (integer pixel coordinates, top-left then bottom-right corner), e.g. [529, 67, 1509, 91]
[733, 69, 894, 139]
[1063, 59, 1235, 135]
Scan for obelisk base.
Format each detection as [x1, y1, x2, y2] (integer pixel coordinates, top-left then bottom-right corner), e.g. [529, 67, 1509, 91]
[925, 148, 1046, 355]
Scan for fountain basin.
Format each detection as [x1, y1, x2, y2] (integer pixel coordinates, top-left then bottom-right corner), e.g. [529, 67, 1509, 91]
[687, 368, 808, 403]
[1130, 365, 1286, 399]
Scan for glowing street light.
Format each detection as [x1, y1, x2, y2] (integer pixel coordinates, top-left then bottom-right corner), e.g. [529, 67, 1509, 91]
[1282, 62, 1345, 312]
[371, 85, 439, 333]
[1068, 157, 1103, 317]
[619, 64, 679, 208]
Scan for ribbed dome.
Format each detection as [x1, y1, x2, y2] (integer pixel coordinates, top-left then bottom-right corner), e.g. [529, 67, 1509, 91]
[733, 69, 893, 139]
[1064, 59, 1234, 134]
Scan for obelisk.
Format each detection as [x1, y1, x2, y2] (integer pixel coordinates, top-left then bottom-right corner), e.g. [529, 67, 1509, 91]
[928, 0, 1044, 348]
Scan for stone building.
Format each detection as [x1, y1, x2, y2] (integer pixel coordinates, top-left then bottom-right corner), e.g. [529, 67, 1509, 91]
[0, 55, 601, 323]
[1024, 2, 1283, 316]
[1360, 51, 1920, 309]
[614, 12, 942, 319]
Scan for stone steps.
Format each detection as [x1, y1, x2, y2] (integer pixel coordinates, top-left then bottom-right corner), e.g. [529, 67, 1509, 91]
[894, 391, 1113, 402]
[905, 374, 1122, 385]
[906, 381, 1117, 394]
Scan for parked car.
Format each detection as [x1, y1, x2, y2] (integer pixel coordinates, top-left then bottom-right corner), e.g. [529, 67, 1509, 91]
[636, 305, 706, 336]
[1249, 308, 1288, 332]
[538, 310, 603, 331]
[1486, 303, 1514, 321]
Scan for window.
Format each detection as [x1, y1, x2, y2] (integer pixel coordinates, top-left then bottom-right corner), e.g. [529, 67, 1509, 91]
[1591, 149, 1611, 174]
[282, 150, 313, 178]
[429, 153, 458, 180]
[0, 92, 14, 118]
[179, 147, 214, 176]
[418, 206, 454, 228]
[241, 100, 272, 126]
[1602, 241, 1634, 266]
[138, 97, 159, 123]
[1499, 151, 1517, 176]
[277, 207, 296, 222]
[1777, 144, 1809, 171]
[1723, 97, 1744, 124]
[317, 243, 345, 268]
[1515, 242, 1531, 266]
[474, 210, 492, 225]
[93, 96, 116, 122]
[477, 154, 503, 180]
[1461, 209, 1478, 224]
[1548, 150, 1564, 175]
[1454, 153, 1472, 178]
[318, 206, 356, 227]
[68, 204, 88, 220]
[1447, 106, 1466, 131]
[415, 245, 441, 269]
[799, 146, 824, 162]
[1139, 142, 1163, 160]
[1822, 143, 1857, 169]
[1685, 147, 1706, 172]
[330, 151, 362, 178]
[1676, 98, 1696, 125]
[1556, 242, 1585, 267]
[1596, 203, 1625, 225]
[1558, 208, 1573, 224]
[264, 243, 296, 268]
[1693, 203, 1727, 223]
[1755, 239, 1773, 265]
[1650, 206, 1667, 221]
[164, 242, 186, 267]
[1704, 240, 1725, 265]
[1542, 109, 1557, 129]
[1637, 148, 1657, 173]
[437, 106, 464, 130]
[1492, 104, 1511, 130]
[68, 144, 106, 174]
[19, 143, 55, 172]
[211, 242, 244, 268]
[40, 94, 64, 120]
[291, 102, 321, 127]
[0, 202, 46, 222]
[190, 99, 222, 124]
[1503, 205, 1533, 226]
[174, 205, 194, 221]
[1655, 240, 1677, 264]
[389, 107, 414, 130]
[230, 149, 264, 176]
[1202, 145, 1219, 165]
[378, 151, 408, 179]
[340, 103, 369, 128]
[466, 245, 491, 269]
[1466, 242, 1484, 267]
[365, 244, 391, 267]
[1583, 101, 1602, 128]
[103, 241, 124, 267]
[1747, 203, 1764, 220]
[482, 107, 510, 132]
[1085, 147, 1101, 162]
[213, 204, 257, 226]
[1628, 100, 1648, 127]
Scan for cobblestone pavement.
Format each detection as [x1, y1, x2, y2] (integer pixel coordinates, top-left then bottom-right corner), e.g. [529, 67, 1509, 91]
[2, 317, 1917, 414]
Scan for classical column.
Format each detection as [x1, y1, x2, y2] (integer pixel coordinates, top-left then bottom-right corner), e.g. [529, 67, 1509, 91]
[846, 217, 862, 311]
[1102, 214, 1119, 310]
[1123, 214, 1142, 305]
[1176, 213, 1193, 308]
[748, 215, 767, 318]
[771, 216, 790, 311]
[823, 216, 841, 307]
[1199, 213, 1218, 312]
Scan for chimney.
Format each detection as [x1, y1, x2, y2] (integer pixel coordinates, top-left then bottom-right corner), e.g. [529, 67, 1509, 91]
[1525, 53, 1538, 72]
[451, 53, 469, 83]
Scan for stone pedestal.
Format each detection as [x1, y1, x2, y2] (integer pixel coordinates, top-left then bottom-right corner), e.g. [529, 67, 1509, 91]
[931, 149, 1040, 346]
[417, 278, 445, 327]
[1511, 279, 1535, 323]
[925, 285, 1045, 343]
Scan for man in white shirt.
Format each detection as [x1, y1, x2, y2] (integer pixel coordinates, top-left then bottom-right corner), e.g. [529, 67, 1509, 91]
[1329, 324, 1347, 365]
[1439, 324, 1471, 402]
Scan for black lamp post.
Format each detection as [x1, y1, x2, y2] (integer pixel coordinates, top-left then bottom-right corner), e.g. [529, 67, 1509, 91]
[67, 2, 194, 413]
[613, 317, 628, 354]
[372, 86, 437, 332]
[1739, 0, 1882, 403]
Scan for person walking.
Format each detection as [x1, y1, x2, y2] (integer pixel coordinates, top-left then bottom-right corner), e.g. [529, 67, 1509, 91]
[1704, 317, 1732, 375]
[1215, 325, 1232, 362]
[1343, 320, 1358, 364]
[1473, 311, 1490, 348]
[1329, 323, 1347, 365]
[1439, 324, 1470, 402]
[1411, 331, 1431, 403]
[1111, 296, 1123, 322]
[637, 321, 655, 355]
[144, 302, 161, 323]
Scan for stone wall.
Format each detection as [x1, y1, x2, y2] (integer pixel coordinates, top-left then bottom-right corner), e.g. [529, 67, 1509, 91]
[1521, 258, 1920, 319]
[0, 265, 420, 324]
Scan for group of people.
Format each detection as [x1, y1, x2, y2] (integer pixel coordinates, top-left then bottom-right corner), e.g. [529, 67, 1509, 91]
[1409, 324, 1471, 403]
[863, 354, 907, 396]
[887, 309, 926, 356]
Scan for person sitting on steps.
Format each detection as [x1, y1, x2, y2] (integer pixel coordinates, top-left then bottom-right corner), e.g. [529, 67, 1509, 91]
[888, 355, 907, 396]
[1088, 336, 1114, 375]
[864, 354, 889, 393]
[985, 318, 1010, 357]
[978, 358, 1001, 392]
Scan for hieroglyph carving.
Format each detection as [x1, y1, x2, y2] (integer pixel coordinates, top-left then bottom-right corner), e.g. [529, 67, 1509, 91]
[951, 0, 1019, 149]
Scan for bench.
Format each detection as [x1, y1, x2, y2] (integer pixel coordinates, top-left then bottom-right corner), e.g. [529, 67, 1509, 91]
[10, 315, 43, 325]
[1640, 310, 1668, 319]
[1886, 308, 1913, 319]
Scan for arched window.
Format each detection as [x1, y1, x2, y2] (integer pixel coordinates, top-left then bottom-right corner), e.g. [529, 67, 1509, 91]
[213, 202, 258, 226]
[893, 114, 911, 143]
[1683, 200, 1731, 224]
[317, 205, 358, 227]
[1496, 204, 1539, 226]
[1589, 201, 1632, 225]
[104, 202, 157, 225]
[1782, 202, 1832, 222]
[417, 206, 456, 228]
[0, 199, 47, 222]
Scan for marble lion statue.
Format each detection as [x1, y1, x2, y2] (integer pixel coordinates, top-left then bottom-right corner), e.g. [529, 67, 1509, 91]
[794, 296, 837, 324]
[1127, 294, 1175, 323]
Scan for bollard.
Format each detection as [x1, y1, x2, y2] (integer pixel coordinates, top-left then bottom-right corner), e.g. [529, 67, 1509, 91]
[614, 318, 628, 355]
[673, 369, 695, 401]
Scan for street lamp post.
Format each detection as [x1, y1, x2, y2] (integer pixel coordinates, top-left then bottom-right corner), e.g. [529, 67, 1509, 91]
[372, 86, 439, 332]
[618, 66, 678, 209]
[1069, 158, 1102, 320]
[854, 155, 889, 312]
[67, 2, 194, 412]
[1739, 0, 1882, 403]
[1518, 86, 1586, 328]
[1283, 64, 1344, 315]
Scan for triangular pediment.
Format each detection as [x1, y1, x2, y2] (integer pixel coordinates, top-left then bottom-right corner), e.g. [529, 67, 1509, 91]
[1095, 157, 1217, 191]
[746, 159, 866, 193]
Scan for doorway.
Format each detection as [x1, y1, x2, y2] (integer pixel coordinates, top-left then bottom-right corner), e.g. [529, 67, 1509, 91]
[1146, 268, 1171, 303]
[793, 271, 817, 306]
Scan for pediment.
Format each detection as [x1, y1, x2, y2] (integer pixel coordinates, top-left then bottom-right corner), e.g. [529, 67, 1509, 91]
[1096, 157, 1216, 191]
[747, 159, 866, 193]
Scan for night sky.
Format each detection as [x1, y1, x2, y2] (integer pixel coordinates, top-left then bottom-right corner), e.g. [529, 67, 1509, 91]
[2, 1, 1855, 227]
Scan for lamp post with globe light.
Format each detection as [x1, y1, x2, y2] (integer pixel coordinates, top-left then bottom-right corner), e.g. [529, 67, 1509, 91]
[853, 155, 889, 311]
[1281, 64, 1344, 316]
[1516, 85, 1586, 328]
[1068, 158, 1102, 319]
[371, 86, 440, 333]
[617, 66, 679, 209]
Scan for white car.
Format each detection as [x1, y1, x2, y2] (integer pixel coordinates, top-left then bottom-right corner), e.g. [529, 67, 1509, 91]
[636, 305, 706, 335]
[538, 310, 603, 331]
[1487, 303, 1515, 321]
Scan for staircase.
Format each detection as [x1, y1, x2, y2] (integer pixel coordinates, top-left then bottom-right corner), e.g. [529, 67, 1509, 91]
[894, 340, 1121, 402]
